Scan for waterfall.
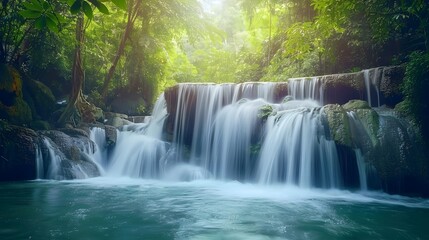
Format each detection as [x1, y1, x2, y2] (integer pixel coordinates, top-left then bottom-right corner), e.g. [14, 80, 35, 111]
[354, 149, 368, 191]
[35, 145, 44, 179]
[42, 138, 63, 180]
[90, 127, 108, 167]
[106, 132, 169, 178]
[257, 103, 341, 188]
[346, 111, 370, 190]
[363, 68, 381, 107]
[288, 77, 324, 104]
[85, 82, 379, 189]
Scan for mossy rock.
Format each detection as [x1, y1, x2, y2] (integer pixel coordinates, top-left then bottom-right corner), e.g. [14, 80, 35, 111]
[30, 120, 51, 130]
[354, 109, 379, 146]
[323, 104, 352, 147]
[0, 97, 33, 125]
[0, 64, 22, 100]
[342, 100, 371, 111]
[0, 121, 39, 180]
[257, 105, 275, 121]
[23, 79, 56, 120]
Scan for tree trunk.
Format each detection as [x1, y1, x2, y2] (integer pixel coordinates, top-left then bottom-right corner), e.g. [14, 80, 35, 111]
[101, 0, 141, 98]
[57, 14, 88, 126]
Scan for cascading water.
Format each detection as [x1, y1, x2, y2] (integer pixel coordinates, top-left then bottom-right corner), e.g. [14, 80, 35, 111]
[258, 103, 341, 188]
[89, 82, 352, 188]
[363, 68, 382, 107]
[42, 138, 63, 180]
[288, 77, 324, 103]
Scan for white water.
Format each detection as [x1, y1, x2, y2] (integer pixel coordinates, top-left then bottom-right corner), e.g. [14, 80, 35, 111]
[363, 68, 381, 107]
[354, 149, 368, 191]
[288, 77, 324, 103]
[86, 83, 348, 188]
[42, 138, 63, 180]
[258, 104, 341, 188]
[35, 145, 44, 179]
[346, 111, 370, 190]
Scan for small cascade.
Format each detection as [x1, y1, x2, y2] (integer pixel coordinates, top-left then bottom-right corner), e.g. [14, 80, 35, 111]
[258, 103, 341, 188]
[172, 83, 282, 160]
[42, 138, 63, 180]
[145, 93, 168, 138]
[35, 145, 44, 179]
[122, 93, 168, 138]
[205, 98, 267, 180]
[90, 127, 108, 166]
[346, 111, 370, 190]
[106, 132, 169, 178]
[363, 68, 382, 107]
[354, 149, 368, 191]
[288, 77, 324, 104]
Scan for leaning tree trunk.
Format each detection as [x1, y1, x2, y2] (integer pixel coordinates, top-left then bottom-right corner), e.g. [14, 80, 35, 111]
[101, 0, 141, 98]
[57, 14, 94, 126]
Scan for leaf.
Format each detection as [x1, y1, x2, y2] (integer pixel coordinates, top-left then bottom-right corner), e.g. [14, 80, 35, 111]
[19, 10, 42, 19]
[70, 0, 82, 14]
[46, 15, 59, 32]
[42, 1, 50, 10]
[82, 1, 94, 19]
[34, 16, 47, 30]
[23, 1, 43, 12]
[88, 0, 110, 14]
[111, 0, 127, 10]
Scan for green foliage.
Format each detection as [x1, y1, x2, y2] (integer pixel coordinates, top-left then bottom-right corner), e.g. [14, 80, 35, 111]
[402, 51, 429, 142]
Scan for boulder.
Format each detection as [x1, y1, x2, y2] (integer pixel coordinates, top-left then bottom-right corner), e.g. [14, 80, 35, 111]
[0, 97, 33, 125]
[0, 120, 39, 180]
[343, 100, 379, 146]
[23, 78, 56, 120]
[0, 65, 32, 125]
[104, 125, 117, 148]
[322, 72, 364, 105]
[39, 129, 100, 179]
[323, 104, 352, 147]
[380, 66, 405, 107]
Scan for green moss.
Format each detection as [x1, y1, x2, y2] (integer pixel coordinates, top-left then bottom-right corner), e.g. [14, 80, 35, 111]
[323, 104, 352, 147]
[355, 109, 379, 146]
[342, 100, 370, 111]
[257, 105, 275, 121]
[0, 97, 32, 125]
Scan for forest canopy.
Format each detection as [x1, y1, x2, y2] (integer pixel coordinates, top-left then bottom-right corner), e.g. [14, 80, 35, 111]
[0, 0, 428, 122]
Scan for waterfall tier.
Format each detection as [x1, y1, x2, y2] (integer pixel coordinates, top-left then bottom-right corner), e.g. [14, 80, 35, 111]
[29, 66, 428, 196]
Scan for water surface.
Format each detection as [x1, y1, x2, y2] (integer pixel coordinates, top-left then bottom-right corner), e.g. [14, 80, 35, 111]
[1, 178, 428, 240]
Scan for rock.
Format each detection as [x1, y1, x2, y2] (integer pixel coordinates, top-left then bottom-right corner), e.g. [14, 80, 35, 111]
[273, 83, 288, 102]
[380, 66, 405, 107]
[323, 104, 352, 147]
[322, 71, 364, 105]
[0, 65, 32, 125]
[30, 120, 51, 130]
[368, 112, 429, 196]
[354, 108, 379, 146]
[104, 125, 117, 148]
[41, 130, 94, 158]
[282, 95, 294, 103]
[23, 79, 56, 120]
[342, 100, 379, 146]
[39, 129, 100, 179]
[257, 105, 275, 122]
[0, 120, 39, 180]
[342, 100, 370, 111]
[0, 97, 33, 125]
[0, 64, 22, 101]
[59, 127, 90, 139]
[105, 116, 132, 128]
